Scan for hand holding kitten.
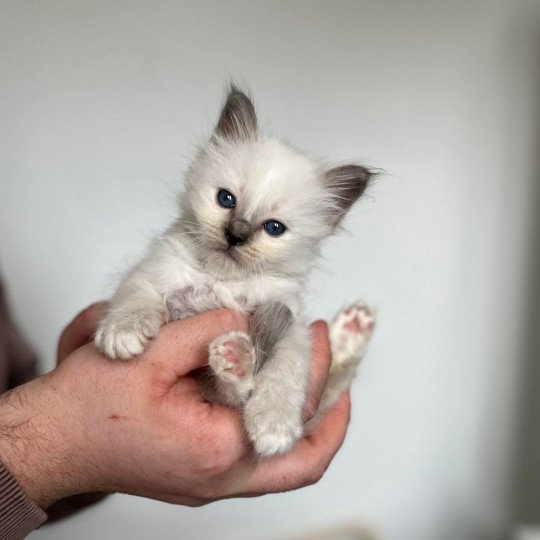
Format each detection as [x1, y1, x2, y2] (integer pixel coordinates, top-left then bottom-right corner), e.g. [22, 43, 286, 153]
[0, 305, 350, 509]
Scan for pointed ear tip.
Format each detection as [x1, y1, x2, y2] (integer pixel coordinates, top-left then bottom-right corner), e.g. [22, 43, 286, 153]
[328, 164, 378, 178]
[225, 84, 253, 103]
[354, 165, 382, 184]
[365, 167, 386, 185]
[344, 165, 378, 186]
[215, 84, 257, 140]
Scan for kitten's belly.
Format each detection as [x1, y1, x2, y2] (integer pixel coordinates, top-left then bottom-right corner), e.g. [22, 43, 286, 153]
[164, 281, 300, 322]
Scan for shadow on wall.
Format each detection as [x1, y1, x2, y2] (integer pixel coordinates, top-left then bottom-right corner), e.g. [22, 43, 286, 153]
[512, 24, 540, 527]
[281, 524, 378, 540]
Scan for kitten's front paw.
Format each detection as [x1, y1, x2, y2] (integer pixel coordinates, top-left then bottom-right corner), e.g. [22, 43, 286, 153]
[330, 304, 375, 366]
[244, 395, 304, 457]
[95, 309, 163, 360]
[209, 332, 255, 405]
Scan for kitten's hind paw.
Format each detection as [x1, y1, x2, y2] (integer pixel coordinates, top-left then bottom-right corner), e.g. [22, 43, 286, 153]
[244, 382, 305, 456]
[304, 303, 375, 434]
[209, 331, 255, 406]
[95, 309, 162, 360]
[330, 304, 375, 367]
[245, 411, 303, 458]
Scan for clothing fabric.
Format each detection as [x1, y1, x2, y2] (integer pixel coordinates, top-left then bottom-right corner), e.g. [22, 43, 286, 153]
[0, 463, 47, 540]
[0, 280, 46, 538]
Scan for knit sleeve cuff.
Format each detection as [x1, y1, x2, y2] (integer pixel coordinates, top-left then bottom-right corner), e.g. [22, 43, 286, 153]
[0, 462, 47, 540]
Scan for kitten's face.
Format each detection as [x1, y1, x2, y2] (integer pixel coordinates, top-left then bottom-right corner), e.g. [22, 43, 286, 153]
[179, 88, 372, 281]
[183, 138, 332, 279]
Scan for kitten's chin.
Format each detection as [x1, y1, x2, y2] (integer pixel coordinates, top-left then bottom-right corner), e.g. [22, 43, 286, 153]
[203, 249, 246, 280]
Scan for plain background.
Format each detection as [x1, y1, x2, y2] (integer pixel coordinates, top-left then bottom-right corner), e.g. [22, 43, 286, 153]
[1, 1, 540, 539]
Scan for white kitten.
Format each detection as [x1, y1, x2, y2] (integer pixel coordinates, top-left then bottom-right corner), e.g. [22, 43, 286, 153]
[95, 87, 375, 457]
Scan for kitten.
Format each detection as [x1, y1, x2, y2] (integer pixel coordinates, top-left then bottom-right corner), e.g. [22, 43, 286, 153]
[95, 86, 376, 457]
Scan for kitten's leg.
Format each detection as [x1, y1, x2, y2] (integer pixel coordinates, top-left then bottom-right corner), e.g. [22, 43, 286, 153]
[207, 302, 293, 408]
[305, 304, 375, 432]
[243, 303, 310, 457]
[207, 302, 305, 457]
[95, 275, 165, 360]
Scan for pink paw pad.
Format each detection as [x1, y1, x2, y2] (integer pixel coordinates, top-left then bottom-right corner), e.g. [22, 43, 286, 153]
[344, 319, 362, 333]
[223, 342, 240, 362]
[344, 315, 375, 334]
[209, 332, 255, 383]
[330, 304, 375, 365]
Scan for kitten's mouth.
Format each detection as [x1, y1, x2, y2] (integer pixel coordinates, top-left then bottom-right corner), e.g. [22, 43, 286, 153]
[220, 247, 239, 261]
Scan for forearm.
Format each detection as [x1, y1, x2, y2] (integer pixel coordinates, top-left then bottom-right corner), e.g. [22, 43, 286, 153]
[0, 379, 55, 538]
[0, 375, 86, 510]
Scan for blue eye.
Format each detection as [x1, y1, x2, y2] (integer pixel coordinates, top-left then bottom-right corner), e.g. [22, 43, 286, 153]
[263, 220, 286, 236]
[217, 189, 236, 209]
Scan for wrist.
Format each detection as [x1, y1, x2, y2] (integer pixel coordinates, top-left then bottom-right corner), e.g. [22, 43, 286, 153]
[0, 372, 92, 508]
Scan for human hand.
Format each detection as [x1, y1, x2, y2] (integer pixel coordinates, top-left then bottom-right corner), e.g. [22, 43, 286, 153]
[56, 301, 109, 365]
[0, 308, 350, 509]
[57, 303, 333, 422]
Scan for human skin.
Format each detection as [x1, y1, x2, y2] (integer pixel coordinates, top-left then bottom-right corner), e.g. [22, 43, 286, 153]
[0, 305, 351, 510]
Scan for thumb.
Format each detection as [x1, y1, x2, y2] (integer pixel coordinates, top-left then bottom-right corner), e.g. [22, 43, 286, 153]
[57, 302, 109, 365]
[152, 309, 250, 374]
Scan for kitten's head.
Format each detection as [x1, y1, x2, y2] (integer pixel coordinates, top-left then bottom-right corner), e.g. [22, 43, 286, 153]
[179, 86, 373, 280]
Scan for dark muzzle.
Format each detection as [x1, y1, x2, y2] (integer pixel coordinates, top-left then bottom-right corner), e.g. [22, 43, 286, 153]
[225, 219, 251, 247]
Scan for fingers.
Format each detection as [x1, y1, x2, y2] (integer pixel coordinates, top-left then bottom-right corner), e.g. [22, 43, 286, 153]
[57, 302, 109, 365]
[303, 320, 332, 421]
[242, 392, 351, 495]
[151, 309, 249, 373]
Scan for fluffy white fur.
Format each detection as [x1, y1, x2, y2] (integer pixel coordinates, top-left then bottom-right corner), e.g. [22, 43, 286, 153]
[95, 87, 373, 457]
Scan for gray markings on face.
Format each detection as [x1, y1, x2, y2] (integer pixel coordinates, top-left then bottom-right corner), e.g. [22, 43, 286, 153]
[214, 85, 257, 141]
[324, 164, 374, 227]
[251, 302, 294, 371]
[226, 218, 252, 245]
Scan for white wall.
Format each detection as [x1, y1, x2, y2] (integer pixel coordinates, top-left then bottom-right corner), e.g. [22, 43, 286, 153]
[1, 1, 539, 539]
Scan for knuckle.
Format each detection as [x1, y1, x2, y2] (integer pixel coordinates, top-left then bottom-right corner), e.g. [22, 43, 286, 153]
[215, 309, 236, 327]
[79, 307, 96, 326]
[74, 305, 99, 330]
[59, 321, 74, 341]
[213, 451, 237, 475]
[204, 457, 231, 478]
[303, 464, 325, 486]
[81, 302, 108, 326]
[215, 309, 246, 332]
[199, 484, 224, 501]
[197, 439, 237, 478]
[305, 472, 321, 486]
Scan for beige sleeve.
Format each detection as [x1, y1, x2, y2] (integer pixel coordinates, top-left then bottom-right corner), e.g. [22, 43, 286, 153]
[0, 462, 47, 540]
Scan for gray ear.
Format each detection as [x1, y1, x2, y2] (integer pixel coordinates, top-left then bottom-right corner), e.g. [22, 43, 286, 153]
[214, 86, 257, 141]
[324, 164, 373, 227]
